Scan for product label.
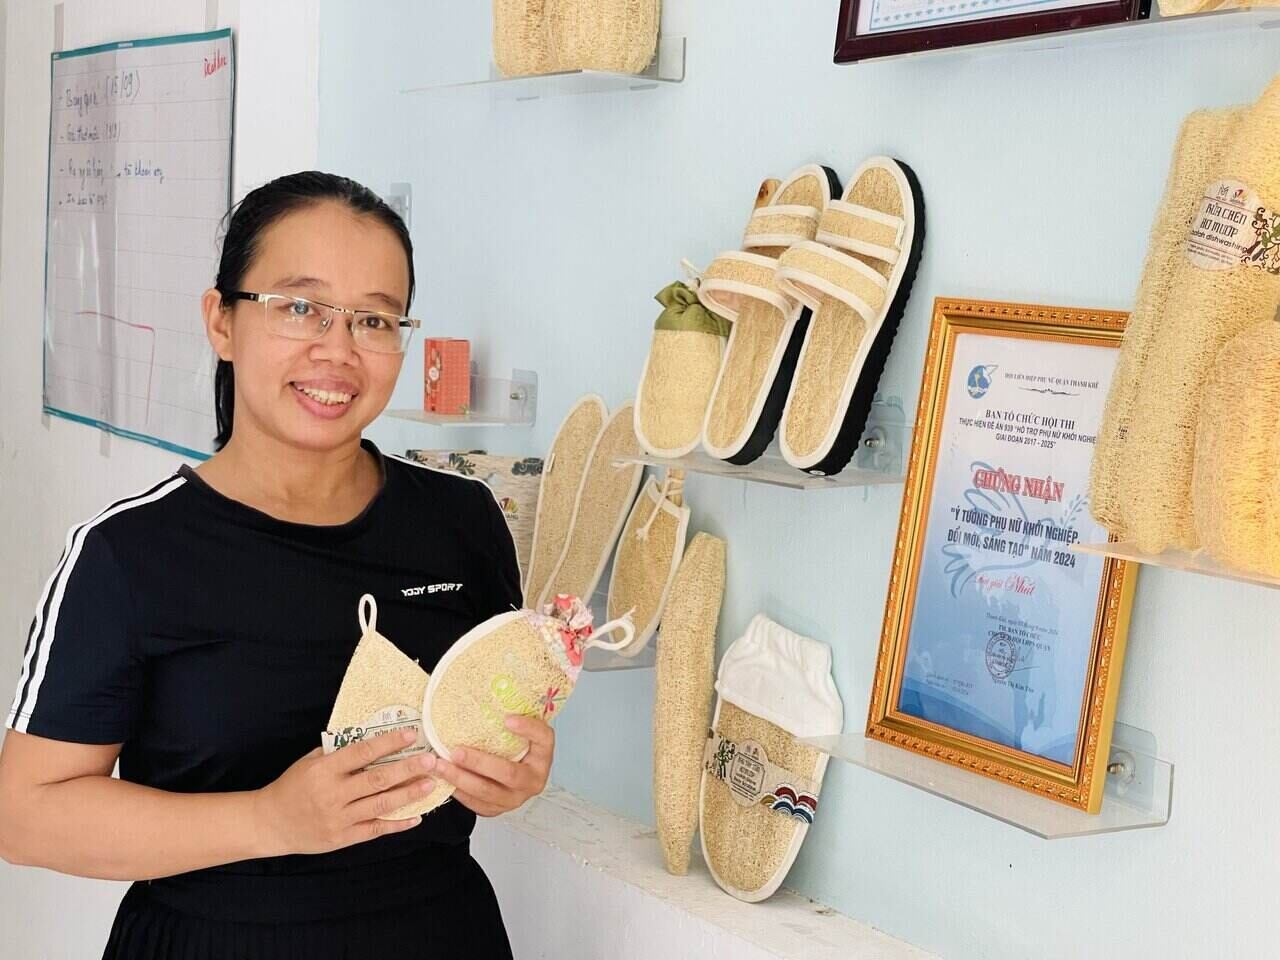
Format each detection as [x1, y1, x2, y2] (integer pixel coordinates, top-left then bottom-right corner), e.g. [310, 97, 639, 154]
[1186, 179, 1278, 273]
[703, 732, 820, 823]
[321, 704, 432, 767]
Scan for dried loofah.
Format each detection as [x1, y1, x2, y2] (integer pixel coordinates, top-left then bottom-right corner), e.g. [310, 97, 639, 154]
[1117, 74, 1280, 553]
[1090, 108, 1242, 535]
[607, 471, 689, 657]
[653, 533, 725, 876]
[1192, 317, 1280, 576]
[539, 403, 645, 608]
[324, 596, 455, 820]
[546, 0, 660, 75]
[422, 595, 634, 761]
[493, 0, 559, 78]
[634, 283, 730, 460]
[525, 396, 607, 606]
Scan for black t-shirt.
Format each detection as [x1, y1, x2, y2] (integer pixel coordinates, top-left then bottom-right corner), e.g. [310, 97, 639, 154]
[5, 440, 521, 891]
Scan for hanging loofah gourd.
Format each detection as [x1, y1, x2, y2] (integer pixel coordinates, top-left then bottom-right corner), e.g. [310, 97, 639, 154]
[546, 0, 661, 75]
[1192, 317, 1280, 577]
[493, 0, 559, 78]
[1115, 73, 1280, 553]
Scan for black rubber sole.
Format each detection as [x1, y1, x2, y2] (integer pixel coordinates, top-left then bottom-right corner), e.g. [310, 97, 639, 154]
[720, 165, 844, 466]
[796, 158, 926, 478]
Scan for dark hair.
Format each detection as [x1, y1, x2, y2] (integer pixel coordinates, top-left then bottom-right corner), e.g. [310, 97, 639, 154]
[212, 171, 415, 450]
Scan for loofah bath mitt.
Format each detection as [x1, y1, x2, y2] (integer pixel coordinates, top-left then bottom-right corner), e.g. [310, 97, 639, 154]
[546, 0, 660, 75]
[1192, 317, 1280, 576]
[634, 283, 731, 459]
[525, 396, 607, 606]
[422, 595, 634, 762]
[1117, 73, 1280, 553]
[493, 0, 559, 77]
[606, 470, 690, 657]
[698, 615, 843, 903]
[323, 596, 455, 820]
[539, 403, 646, 608]
[653, 532, 725, 876]
[1090, 108, 1242, 536]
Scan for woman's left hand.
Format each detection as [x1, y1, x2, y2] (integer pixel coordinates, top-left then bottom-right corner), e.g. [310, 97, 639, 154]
[426, 715, 554, 817]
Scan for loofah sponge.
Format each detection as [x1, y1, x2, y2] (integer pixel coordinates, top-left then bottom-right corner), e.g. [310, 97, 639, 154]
[1116, 73, 1280, 552]
[1192, 317, 1280, 576]
[493, 0, 559, 77]
[1090, 107, 1243, 535]
[324, 596, 455, 820]
[546, 0, 660, 75]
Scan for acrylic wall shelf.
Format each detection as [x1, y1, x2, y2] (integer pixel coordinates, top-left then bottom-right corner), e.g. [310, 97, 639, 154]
[620, 397, 910, 490]
[403, 36, 686, 101]
[802, 722, 1172, 839]
[1073, 541, 1280, 591]
[384, 369, 537, 428]
[580, 575, 656, 672]
[855, 6, 1278, 65]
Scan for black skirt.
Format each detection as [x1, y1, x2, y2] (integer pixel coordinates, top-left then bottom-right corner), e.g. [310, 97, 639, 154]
[102, 845, 513, 960]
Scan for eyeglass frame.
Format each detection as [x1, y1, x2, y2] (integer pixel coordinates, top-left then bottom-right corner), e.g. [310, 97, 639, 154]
[222, 290, 421, 354]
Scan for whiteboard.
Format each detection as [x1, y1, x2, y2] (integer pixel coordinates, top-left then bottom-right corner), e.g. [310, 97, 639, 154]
[43, 28, 234, 459]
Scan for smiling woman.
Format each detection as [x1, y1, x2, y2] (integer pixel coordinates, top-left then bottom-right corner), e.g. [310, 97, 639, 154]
[0, 173, 544, 959]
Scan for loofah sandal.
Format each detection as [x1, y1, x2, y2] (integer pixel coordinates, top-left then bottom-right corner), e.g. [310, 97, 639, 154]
[634, 283, 731, 459]
[653, 532, 725, 876]
[698, 614, 843, 903]
[538, 402, 646, 608]
[606, 470, 690, 657]
[698, 165, 841, 465]
[524, 395, 608, 606]
[421, 595, 634, 762]
[775, 157, 925, 477]
[323, 595, 456, 820]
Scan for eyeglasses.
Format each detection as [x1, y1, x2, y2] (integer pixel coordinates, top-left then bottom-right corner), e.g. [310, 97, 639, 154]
[224, 291, 420, 355]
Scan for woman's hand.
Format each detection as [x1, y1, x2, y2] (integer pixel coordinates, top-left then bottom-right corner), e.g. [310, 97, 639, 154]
[252, 729, 437, 856]
[426, 715, 554, 817]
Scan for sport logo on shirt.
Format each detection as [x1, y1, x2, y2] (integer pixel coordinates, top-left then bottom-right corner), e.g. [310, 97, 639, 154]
[402, 583, 464, 597]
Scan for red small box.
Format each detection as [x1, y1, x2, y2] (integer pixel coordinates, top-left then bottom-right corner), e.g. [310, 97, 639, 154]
[424, 339, 471, 415]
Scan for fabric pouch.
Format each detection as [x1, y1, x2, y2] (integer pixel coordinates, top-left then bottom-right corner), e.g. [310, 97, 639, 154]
[698, 614, 843, 902]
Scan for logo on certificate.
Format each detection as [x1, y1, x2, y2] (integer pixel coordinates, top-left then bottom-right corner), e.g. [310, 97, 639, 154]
[966, 364, 997, 399]
[985, 631, 1018, 681]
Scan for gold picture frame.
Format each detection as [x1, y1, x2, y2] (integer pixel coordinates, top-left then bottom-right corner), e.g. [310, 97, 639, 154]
[867, 298, 1137, 813]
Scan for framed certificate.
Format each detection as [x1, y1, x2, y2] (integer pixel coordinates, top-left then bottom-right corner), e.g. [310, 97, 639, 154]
[867, 299, 1137, 813]
[834, 0, 1150, 63]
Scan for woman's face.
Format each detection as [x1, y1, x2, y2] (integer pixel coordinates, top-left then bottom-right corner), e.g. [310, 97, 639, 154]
[206, 201, 411, 454]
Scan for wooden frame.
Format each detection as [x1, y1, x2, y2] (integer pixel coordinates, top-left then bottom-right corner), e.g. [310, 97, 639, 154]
[835, 0, 1150, 63]
[866, 298, 1137, 813]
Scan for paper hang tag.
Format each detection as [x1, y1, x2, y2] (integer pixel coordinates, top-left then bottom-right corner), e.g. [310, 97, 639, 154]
[321, 704, 434, 767]
[702, 732, 819, 824]
[1186, 179, 1279, 274]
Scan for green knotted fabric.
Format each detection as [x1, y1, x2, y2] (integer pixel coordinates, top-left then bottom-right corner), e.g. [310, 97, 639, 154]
[654, 282, 731, 338]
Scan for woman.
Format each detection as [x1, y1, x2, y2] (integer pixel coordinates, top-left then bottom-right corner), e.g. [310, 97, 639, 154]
[0, 172, 544, 957]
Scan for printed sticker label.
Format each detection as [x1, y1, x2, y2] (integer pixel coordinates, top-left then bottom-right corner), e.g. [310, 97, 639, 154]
[320, 704, 432, 767]
[1186, 180, 1260, 271]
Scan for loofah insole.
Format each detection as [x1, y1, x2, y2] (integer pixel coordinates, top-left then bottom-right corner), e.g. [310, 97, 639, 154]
[607, 476, 689, 654]
[636, 330, 724, 457]
[524, 396, 607, 605]
[653, 533, 725, 876]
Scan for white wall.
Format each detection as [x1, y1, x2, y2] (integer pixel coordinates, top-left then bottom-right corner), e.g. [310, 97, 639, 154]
[0, 1, 319, 955]
[317, 4, 1280, 960]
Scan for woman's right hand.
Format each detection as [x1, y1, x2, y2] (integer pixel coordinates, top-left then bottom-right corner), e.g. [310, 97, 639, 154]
[252, 729, 436, 856]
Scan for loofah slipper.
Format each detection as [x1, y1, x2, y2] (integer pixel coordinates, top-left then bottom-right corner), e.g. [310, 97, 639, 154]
[421, 596, 634, 762]
[634, 283, 731, 460]
[493, 0, 559, 77]
[1118, 74, 1280, 553]
[524, 396, 608, 606]
[323, 595, 456, 820]
[775, 157, 925, 477]
[698, 165, 841, 465]
[606, 470, 690, 657]
[538, 403, 646, 608]
[1090, 109, 1242, 537]
[1192, 317, 1280, 577]
[653, 532, 726, 876]
[698, 614, 843, 903]
[545, 0, 660, 75]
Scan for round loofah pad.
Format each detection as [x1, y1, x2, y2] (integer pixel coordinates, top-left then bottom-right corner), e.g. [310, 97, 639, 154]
[546, 0, 660, 75]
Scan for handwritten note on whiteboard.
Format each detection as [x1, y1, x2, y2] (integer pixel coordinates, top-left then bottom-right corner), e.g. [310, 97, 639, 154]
[44, 29, 233, 459]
